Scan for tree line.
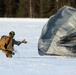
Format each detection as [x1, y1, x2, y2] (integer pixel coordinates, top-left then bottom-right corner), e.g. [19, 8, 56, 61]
[0, 0, 76, 18]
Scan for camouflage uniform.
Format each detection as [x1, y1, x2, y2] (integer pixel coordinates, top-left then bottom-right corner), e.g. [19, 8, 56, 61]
[0, 35, 21, 58]
[0, 31, 27, 58]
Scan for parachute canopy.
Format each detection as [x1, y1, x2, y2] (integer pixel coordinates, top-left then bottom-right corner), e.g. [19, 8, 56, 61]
[38, 6, 76, 56]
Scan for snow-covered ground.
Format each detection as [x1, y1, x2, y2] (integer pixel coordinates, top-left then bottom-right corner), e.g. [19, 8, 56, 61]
[0, 18, 76, 75]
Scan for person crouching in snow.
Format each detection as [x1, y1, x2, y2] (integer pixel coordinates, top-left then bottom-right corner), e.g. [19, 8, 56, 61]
[0, 31, 27, 58]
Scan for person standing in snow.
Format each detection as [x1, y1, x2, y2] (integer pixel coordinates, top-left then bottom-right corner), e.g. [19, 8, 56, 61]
[0, 31, 27, 58]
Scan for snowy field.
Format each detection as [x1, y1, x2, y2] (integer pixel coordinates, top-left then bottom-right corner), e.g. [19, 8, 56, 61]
[0, 18, 76, 75]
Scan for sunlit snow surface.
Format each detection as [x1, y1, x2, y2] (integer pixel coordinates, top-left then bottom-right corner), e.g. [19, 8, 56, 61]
[0, 18, 76, 75]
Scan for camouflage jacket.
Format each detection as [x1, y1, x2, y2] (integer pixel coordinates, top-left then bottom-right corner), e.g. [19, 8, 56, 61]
[0, 35, 21, 51]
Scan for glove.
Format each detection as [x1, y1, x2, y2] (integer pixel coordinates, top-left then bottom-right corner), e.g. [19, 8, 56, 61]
[21, 39, 27, 44]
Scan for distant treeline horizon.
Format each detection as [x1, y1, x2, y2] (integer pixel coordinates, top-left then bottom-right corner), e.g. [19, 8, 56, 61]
[0, 0, 76, 18]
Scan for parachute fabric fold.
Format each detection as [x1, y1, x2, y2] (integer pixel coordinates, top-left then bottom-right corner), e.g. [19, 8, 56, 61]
[38, 6, 76, 56]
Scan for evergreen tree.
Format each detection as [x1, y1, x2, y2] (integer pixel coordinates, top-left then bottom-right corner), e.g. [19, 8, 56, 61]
[0, 0, 76, 17]
[0, 0, 5, 17]
[16, 0, 29, 17]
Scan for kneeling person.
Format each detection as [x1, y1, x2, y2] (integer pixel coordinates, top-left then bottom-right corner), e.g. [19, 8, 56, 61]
[0, 31, 27, 58]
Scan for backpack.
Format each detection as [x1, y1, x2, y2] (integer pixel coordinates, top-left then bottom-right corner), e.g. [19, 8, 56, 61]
[0, 35, 13, 51]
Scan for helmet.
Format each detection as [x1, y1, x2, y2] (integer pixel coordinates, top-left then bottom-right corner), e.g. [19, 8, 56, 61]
[9, 31, 15, 36]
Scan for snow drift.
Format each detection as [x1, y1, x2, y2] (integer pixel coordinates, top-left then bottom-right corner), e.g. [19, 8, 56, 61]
[38, 6, 76, 56]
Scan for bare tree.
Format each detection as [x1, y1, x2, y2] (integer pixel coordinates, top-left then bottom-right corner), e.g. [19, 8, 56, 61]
[40, 0, 42, 17]
[29, 0, 32, 17]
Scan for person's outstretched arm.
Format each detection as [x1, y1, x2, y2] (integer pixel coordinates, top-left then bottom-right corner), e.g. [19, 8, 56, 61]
[13, 39, 27, 46]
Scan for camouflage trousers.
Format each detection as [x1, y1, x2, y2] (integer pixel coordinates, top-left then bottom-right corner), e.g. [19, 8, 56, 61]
[2, 50, 15, 58]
